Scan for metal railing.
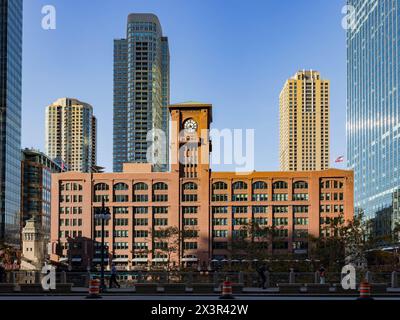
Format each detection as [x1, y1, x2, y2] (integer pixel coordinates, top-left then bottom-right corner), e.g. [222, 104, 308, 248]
[1, 270, 397, 288]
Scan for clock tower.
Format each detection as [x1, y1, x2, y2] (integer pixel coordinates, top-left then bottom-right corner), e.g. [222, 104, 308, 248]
[169, 102, 212, 264]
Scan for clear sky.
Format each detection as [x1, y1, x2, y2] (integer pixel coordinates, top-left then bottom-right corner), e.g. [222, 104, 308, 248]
[22, 0, 347, 172]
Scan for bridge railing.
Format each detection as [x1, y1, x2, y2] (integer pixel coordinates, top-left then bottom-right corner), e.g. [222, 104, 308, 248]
[0, 271, 397, 287]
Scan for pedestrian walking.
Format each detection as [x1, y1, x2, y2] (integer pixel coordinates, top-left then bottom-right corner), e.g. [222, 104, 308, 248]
[256, 263, 267, 289]
[319, 265, 326, 284]
[109, 264, 121, 289]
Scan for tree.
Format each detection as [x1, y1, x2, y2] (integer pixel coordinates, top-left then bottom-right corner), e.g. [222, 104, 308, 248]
[0, 241, 20, 270]
[309, 213, 376, 271]
[151, 226, 198, 272]
[230, 222, 273, 263]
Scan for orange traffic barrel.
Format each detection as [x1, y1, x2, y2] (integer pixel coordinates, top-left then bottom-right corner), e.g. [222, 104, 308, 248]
[219, 278, 234, 299]
[86, 278, 102, 299]
[357, 281, 373, 300]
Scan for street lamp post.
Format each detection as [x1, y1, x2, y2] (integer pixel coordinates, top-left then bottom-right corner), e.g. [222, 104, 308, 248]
[94, 198, 111, 292]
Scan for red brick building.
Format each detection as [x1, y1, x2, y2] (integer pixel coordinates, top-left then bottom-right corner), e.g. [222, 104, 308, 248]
[50, 102, 354, 269]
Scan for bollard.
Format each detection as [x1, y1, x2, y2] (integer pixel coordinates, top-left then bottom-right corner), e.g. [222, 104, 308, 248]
[265, 271, 270, 288]
[34, 271, 41, 284]
[238, 271, 244, 284]
[187, 272, 193, 287]
[85, 272, 91, 287]
[314, 271, 320, 284]
[391, 271, 398, 288]
[61, 271, 67, 284]
[219, 278, 234, 300]
[289, 270, 295, 284]
[86, 278, 102, 299]
[213, 272, 219, 287]
[365, 271, 372, 283]
[357, 281, 373, 300]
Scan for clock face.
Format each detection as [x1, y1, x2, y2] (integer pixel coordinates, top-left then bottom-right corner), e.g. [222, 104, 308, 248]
[184, 119, 198, 133]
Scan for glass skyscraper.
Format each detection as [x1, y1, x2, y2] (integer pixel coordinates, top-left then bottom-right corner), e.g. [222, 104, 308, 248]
[113, 13, 170, 172]
[0, 0, 23, 245]
[347, 0, 400, 235]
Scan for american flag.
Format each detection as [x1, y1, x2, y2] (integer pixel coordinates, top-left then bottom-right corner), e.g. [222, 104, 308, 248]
[335, 156, 344, 163]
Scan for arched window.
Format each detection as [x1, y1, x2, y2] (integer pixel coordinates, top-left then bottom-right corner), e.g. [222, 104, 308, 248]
[252, 181, 268, 190]
[114, 182, 129, 191]
[183, 182, 198, 190]
[153, 182, 168, 190]
[293, 181, 308, 189]
[94, 183, 109, 191]
[133, 182, 148, 191]
[273, 181, 288, 189]
[232, 181, 248, 190]
[212, 182, 228, 190]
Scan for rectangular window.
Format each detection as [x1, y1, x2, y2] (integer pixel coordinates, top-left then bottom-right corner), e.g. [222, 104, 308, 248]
[183, 218, 197, 226]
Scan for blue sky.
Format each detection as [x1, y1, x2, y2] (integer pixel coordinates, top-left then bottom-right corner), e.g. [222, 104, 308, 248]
[22, 0, 347, 172]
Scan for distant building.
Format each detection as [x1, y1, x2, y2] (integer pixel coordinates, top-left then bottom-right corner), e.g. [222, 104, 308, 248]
[280, 70, 330, 171]
[20, 217, 46, 271]
[45, 98, 97, 172]
[21, 148, 64, 241]
[0, 0, 23, 246]
[50, 102, 353, 270]
[347, 0, 400, 233]
[113, 13, 170, 172]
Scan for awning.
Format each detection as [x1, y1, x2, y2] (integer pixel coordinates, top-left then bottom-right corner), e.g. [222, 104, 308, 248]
[59, 257, 68, 262]
[112, 258, 128, 263]
[132, 258, 148, 262]
[182, 258, 198, 262]
[152, 258, 168, 262]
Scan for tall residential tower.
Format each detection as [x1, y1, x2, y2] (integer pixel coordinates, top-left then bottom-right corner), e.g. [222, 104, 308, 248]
[280, 70, 330, 171]
[113, 13, 170, 172]
[347, 0, 400, 235]
[45, 98, 97, 173]
[0, 0, 23, 246]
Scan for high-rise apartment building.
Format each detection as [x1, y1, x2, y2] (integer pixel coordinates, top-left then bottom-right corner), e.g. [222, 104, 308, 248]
[45, 98, 97, 173]
[21, 148, 65, 241]
[0, 0, 23, 246]
[280, 70, 330, 171]
[347, 0, 400, 235]
[113, 13, 170, 172]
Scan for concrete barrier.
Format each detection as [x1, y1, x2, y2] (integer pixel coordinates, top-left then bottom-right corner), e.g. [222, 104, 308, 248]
[53, 283, 73, 293]
[232, 283, 244, 294]
[19, 284, 44, 293]
[370, 283, 390, 294]
[277, 283, 304, 294]
[162, 283, 187, 294]
[332, 283, 358, 294]
[134, 283, 158, 294]
[304, 283, 331, 294]
[0, 283, 16, 293]
[191, 283, 216, 294]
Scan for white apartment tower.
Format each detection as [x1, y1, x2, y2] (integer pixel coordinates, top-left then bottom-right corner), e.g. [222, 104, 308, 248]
[45, 98, 97, 172]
